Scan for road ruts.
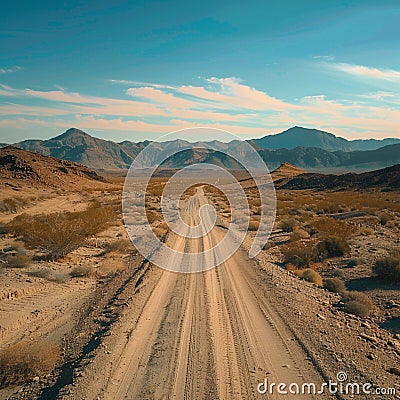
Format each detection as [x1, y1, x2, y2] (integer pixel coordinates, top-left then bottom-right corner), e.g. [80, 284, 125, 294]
[101, 188, 334, 400]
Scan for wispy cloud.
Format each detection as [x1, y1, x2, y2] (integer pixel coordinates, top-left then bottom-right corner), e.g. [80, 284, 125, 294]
[109, 79, 177, 90]
[1, 77, 400, 139]
[358, 91, 397, 101]
[312, 55, 335, 61]
[0, 66, 22, 74]
[330, 62, 400, 82]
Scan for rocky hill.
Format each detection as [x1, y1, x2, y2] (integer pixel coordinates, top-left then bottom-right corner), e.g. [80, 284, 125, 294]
[279, 164, 400, 191]
[0, 146, 106, 190]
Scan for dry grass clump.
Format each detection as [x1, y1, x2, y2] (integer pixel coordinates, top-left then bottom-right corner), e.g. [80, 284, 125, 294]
[282, 241, 317, 269]
[342, 291, 373, 318]
[0, 196, 35, 213]
[301, 269, 323, 286]
[289, 226, 310, 242]
[324, 277, 346, 293]
[283, 236, 349, 269]
[279, 218, 297, 232]
[312, 217, 356, 239]
[7, 204, 117, 260]
[70, 265, 94, 278]
[247, 220, 260, 231]
[102, 239, 135, 254]
[360, 226, 374, 236]
[5, 253, 31, 268]
[316, 236, 350, 259]
[373, 256, 400, 282]
[379, 214, 390, 226]
[0, 341, 60, 388]
[28, 269, 70, 283]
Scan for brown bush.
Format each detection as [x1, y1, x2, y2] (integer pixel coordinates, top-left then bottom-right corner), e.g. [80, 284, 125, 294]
[302, 269, 323, 286]
[28, 269, 70, 283]
[344, 301, 372, 318]
[324, 277, 346, 293]
[70, 265, 93, 278]
[7, 204, 117, 260]
[5, 253, 31, 268]
[0, 341, 60, 388]
[312, 217, 356, 239]
[247, 220, 260, 231]
[279, 218, 297, 232]
[379, 214, 389, 226]
[316, 236, 350, 260]
[342, 291, 373, 317]
[103, 239, 135, 254]
[281, 241, 317, 269]
[373, 256, 400, 282]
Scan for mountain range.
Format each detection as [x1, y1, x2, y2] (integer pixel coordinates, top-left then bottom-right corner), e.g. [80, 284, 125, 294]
[4, 126, 400, 171]
[251, 126, 400, 151]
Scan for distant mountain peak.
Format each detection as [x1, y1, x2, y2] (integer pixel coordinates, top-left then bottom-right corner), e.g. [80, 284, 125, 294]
[275, 162, 305, 171]
[271, 162, 305, 181]
[52, 127, 90, 140]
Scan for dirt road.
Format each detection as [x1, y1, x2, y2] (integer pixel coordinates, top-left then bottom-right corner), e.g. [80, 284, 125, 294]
[99, 188, 331, 399]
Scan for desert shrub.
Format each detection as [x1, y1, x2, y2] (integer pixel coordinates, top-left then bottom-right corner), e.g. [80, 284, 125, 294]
[248, 220, 260, 231]
[279, 218, 297, 232]
[5, 253, 31, 268]
[316, 236, 350, 260]
[312, 217, 356, 239]
[293, 226, 310, 239]
[282, 241, 317, 269]
[0, 341, 60, 388]
[0, 198, 19, 213]
[289, 232, 301, 242]
[70, 265, 93, 278]
[324, 277, 346, 293]
[50, 271, 70, 283]
[104, 239, 134, 254]
[379, 214, 389, 226]
[342, 291, 373, 317]
[332, 268, 345, 278]
[7, 204, 117, 260]
[344, 300, 372, 318]
[302, 269, 323, 286]
[28, 269, 52, 279]
[360, 227, 374, 236]
[373, 256, 400, 282]
[28, 269, 69, 283]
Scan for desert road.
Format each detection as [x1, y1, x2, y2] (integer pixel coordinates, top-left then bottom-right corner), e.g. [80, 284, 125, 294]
[101, 188, 331, 400]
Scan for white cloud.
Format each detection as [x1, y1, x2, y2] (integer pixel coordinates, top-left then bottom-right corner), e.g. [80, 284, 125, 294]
[358, 91, 397, 101]
[0, 66, 22, 74]
[1, 77, 400, 140]
[330, 62, 400, 82]
[312, 55, 335, 61]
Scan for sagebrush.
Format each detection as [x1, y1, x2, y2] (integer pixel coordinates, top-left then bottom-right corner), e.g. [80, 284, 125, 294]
[7, 204, 117, 260]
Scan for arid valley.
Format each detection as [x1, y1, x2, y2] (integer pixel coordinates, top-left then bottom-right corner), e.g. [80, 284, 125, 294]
[0, 132, 399, 399]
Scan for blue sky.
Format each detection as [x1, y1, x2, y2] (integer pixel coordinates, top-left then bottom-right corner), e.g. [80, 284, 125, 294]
[1, 0, 399, 142]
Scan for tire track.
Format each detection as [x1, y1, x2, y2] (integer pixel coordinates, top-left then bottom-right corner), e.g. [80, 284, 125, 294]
[99, 188, 333, 400]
